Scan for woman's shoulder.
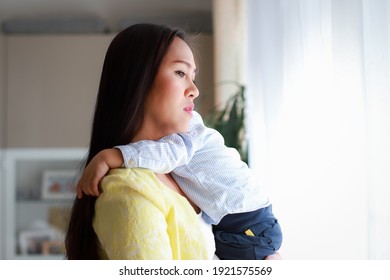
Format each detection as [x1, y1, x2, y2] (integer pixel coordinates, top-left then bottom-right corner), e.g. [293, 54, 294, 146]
[106, 167, 154, 178]
[100, 168, 162, 198]
[96, 168, 169, 219]
[98, 168, 187, 212]
[105, 168, 157, 184]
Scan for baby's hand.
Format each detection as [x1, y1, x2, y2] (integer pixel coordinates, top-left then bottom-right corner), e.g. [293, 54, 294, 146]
[76, 154, 109, 198]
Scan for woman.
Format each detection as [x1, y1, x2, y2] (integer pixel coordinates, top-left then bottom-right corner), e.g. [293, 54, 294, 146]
[65, 23, 215, 259]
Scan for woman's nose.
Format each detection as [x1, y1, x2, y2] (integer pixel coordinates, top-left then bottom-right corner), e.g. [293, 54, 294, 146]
[187, 82, 199, 99]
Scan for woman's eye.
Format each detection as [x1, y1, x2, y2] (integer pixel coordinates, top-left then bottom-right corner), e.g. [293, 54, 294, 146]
[176, 70, 185, 77]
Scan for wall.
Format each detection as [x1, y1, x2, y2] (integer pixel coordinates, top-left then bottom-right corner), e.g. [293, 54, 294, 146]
[3, 33, 213, 148]
[5, 34, 113, 148]
[193, 34, 215, 116]
[0, 34, 4, 148]
[0, 0, 212, 33]
[0, 0, 214, 147]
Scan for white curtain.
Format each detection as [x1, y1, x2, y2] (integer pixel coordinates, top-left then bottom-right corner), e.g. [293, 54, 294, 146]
[245, 0, 390, 259]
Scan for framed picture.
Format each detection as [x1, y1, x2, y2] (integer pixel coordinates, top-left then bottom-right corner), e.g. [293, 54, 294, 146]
[41, 240, 65, 255]
[18, 229, 56, 255]
[41, 170, 76, 199]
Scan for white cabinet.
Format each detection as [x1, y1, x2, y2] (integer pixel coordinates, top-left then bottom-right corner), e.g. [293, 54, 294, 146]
[0, 149, 4, 259]
[2, 148, 86, 259]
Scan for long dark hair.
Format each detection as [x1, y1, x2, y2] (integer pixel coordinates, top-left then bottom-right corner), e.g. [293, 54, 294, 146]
[65, 23, 189, 259]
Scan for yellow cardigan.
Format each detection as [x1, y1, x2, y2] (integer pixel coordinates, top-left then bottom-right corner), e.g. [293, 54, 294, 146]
[93, 168, 210, 259]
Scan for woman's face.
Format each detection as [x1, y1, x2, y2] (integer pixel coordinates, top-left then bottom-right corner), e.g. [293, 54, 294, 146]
[141, 37, 199, 140]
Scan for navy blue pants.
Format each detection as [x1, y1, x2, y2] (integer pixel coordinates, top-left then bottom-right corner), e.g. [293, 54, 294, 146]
[212, 205, 282, 260]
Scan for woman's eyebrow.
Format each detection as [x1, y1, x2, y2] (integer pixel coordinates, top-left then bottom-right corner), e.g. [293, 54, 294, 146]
[173, 60, 197, 73]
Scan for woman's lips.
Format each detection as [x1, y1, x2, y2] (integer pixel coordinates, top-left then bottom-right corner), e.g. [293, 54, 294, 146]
[184, 104, 194, 113]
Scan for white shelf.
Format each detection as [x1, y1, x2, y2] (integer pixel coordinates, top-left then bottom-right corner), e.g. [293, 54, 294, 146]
[2, 148, 87, 259]
[0, 149, 4, 259]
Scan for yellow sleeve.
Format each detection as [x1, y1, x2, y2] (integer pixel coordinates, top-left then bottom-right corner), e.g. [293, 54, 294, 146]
[93, 179, 173, 259]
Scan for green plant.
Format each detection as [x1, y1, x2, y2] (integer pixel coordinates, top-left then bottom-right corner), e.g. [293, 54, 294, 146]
[205, 82, 248, 163]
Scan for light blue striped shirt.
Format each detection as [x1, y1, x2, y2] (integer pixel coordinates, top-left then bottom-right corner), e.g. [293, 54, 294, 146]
[116, 111, 269, 224]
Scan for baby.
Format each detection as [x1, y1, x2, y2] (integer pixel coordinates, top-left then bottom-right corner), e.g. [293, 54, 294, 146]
[78, 111, 282, 260]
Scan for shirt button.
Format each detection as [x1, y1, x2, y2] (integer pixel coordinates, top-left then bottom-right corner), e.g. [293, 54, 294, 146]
[128, 160, 135, 167]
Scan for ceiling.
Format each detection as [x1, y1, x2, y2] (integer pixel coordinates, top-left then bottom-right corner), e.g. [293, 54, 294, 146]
[0, 0, 213, 33]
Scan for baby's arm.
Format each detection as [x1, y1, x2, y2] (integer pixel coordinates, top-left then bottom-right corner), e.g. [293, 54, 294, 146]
[76, 148, 123, 198]
[118, 134, 196, 172]
[77, 111, 207, 198]
[77, 135, 196, 198]
[119, 111, 206, 171]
